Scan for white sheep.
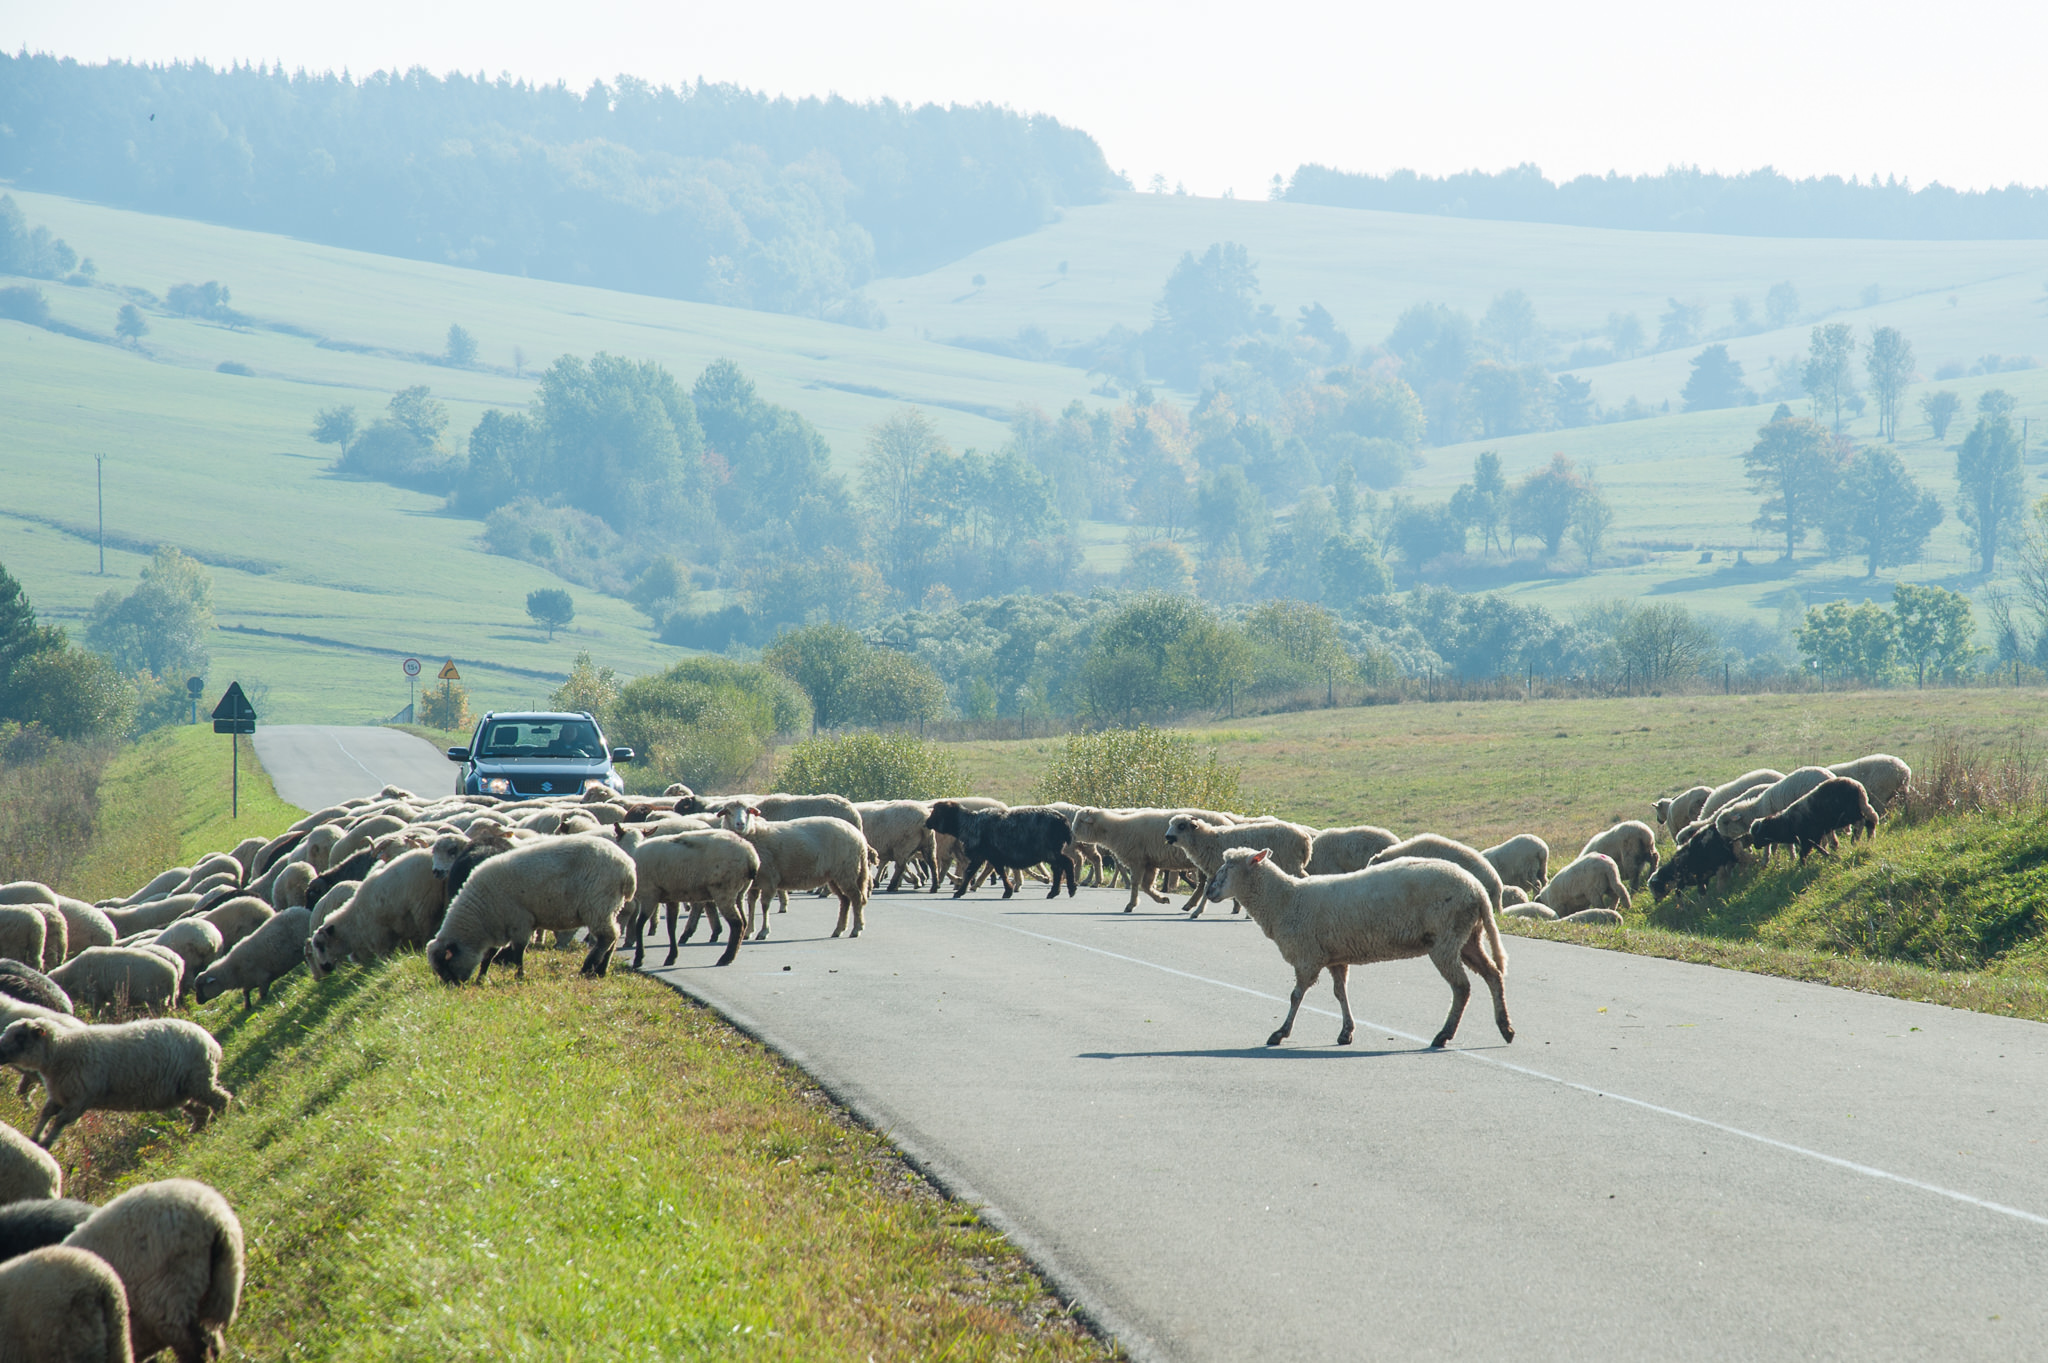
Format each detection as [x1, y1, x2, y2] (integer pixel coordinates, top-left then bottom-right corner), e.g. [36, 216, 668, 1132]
[0, 904, 46, 972]
[268, 862, 316, 912]
[717, 807, 871, 940]
[0, 880, 59, 910]
[1711, 766, 1833, 842]
[55, 897, 118, 958]
[1162, 814, 1313, 917]
[0, 1117, 62, 1201]
[1698, 768, 1785, 822]
[1480, 834, 1550, 893]
[196, 907, 310, 1009]
[49, 948, 182, 1016]
[102, 895, 202, 939]
[326, 813, 408, 867]
[1653, 786, 1711, 841]
[1066, 808, 1203, 912]
[854, 800, 936, 892]
[1578, 820, 1660, 890]
[64, 1178, 244, 1363]
[1532, 852, 1630, 917]
[1366, 833, 1508, 915]
[0, 1246, 132, 1362]
[150, 921, 225, 1002]
[1204, 848, 1513, 1050]
[199, 896, 273, 952]
[427, 835, 637, 982]
[1303, 825, 1401, 876]
[1829, 753, 1912, 814]
[0, 1017, 232, 1147]
[307, 880, 360, 929]
[305, 849, 446, 979]
[615, 826, 758, 968]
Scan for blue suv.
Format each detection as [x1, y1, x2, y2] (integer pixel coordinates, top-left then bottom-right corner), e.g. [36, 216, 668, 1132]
[446, 711, 633, 798]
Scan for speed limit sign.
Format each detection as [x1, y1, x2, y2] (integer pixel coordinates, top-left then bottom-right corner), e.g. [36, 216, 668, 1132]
[402, 657, 422, 678]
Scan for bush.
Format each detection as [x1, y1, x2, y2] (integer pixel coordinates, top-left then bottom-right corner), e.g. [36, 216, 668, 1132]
[0, 285, 50, 325]
[608, 656, 812, 792]
[775, 732, 966, 803]
[418, 679, 471, 731]
[0, 726, 108, 889]
[1034, 725, 1244, 810]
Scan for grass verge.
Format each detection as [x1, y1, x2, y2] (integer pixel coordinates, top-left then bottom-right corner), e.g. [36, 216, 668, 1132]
[65, 724, 301, 902]
[5, 952, 1115, 1361]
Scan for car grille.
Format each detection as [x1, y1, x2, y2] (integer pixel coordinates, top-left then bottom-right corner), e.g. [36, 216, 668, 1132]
[509, 774, 585, 796]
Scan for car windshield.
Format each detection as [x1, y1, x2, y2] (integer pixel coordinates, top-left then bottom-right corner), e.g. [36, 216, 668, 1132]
[477, 720, 604, 760]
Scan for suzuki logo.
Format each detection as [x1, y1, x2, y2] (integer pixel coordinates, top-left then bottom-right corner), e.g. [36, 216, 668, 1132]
[541, 781, 554, 792]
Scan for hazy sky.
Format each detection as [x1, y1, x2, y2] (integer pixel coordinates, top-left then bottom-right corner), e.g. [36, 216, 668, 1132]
[7, 0, 2045, 196]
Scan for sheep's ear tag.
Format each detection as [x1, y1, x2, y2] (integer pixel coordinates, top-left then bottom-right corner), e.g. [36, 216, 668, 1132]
[1252, 849, 1271, 864]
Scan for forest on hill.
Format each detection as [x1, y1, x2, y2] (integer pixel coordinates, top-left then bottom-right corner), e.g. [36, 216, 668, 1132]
[0, 54, 1120, 323]
[1284, 163, 2048, 239]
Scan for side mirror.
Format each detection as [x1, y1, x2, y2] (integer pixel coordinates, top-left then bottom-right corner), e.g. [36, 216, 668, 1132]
[445, 747, 470, 763]
[610, 747, 635, 764]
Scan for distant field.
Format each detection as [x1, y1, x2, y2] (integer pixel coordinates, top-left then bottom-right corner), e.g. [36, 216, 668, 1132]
[943, 687, 2048, 855]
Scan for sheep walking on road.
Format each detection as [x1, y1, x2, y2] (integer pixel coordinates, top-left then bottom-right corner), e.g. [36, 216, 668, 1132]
[1204, 848, 1513, 1051]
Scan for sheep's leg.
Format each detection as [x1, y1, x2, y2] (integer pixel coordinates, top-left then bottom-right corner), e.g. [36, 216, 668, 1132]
[579, 926, 615, 977]
[1328, 963, 1356, 1046]
[29, 1097, 60, 1144]
[832, 887, 851, 937]
[714, 897, 745, 966]
[34, 1102, 81, 1148]
[1461, 931, 1514, 1043]
[953, 859, 984, 900]
[1268, 964, 1319, 1046]
[703, 902, 723, 944]
[752, 885, 773, 941]
[629, 905, 649, 971]
[1428, 946, 1474, 1049]
[1179, 868, 1208, 917]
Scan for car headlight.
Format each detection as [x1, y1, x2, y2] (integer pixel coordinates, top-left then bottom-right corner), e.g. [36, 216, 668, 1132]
[484, 777, 512, 795]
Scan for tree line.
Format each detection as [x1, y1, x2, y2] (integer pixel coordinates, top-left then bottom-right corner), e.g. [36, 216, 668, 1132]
[0, 55, 1119, 324]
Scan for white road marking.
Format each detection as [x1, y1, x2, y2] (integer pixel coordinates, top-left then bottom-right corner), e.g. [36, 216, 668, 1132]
[904, 900, 2048, 1231]
[324, 732, 386, 786]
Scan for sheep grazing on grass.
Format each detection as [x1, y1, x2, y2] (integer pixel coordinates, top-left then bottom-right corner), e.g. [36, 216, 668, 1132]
[1712, 766, 1832, 844]
[49, 948, 181, 1016]
[250, 827, 308, 879]
[326, 814, 407, 868]
[307, 881, 359, 930]
[0, 904, 47, 973]
[1828, 753, 1911, 813]
[195, 908, 310, 1008]
[1698, 768, 1785, 822]
[1578, 820, 1660, 890]
[428, 836, 637, 982]
[0, 893, 69, 972]
[0, 960, 72, 1015]
[65, 1178, 244, 1363]
[1, 1117, 63, 1201]
[1647, 825, 1750, 908]
[1304, 825, 1401, 877]
[55, 898, 118, 957]
[718, 807, 871, 939]
[148, 922, 224, 1002]
[1480, 834, 1550, 894]
[614, 826, 757, 968]
[927, 802, 1078, 901]
[0, 1018, 231, 1148]
[303, 849, 383, 912]
[1366, 834, 1508, 916]
[102, 866, 186, 907]
[267, 863, 317, 913]
[0, 1198, 97, 1261]
[1163, 814, 1312, 917]
[0, 1246, 132, 1362]
[1653, 786, 1711, 842]
[102, 895, 201, 940]
[1204, 848, 1512, 1050]
[1747, 777, 1880, 861]
[1529, 853, 1630, 918]
[306, 849, 446, 979]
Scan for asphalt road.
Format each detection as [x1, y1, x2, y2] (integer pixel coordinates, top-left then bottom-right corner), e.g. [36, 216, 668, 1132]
[642, 883, 2048, 1362]
[250, 725, 455, 810]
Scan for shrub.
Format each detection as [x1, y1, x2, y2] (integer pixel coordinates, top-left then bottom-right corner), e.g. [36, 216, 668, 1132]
[418, 679, 471, 731]
[0, 285, 50, 325]
[608, 656, 812, 792]
[1034, 725, 1243, 810]
[216, 360, 254, 376]
[775, 732, 966, 803]
[0, 727, 107, 889]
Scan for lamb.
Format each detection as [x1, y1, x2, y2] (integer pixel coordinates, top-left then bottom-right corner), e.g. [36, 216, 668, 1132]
[0, 1198, 97, 1261]
[1579, 820, 1660, 890]
[1828, 753, 1911, 814]
[0, 1246, 132, 1363]
[0, 1018, 231, 1148]
[0, 904, 47, 972]
[427, 835, 637, 982]
[1066, 808, 1207, 912]
[614, 826, 757, 968]
[1480, 834, 1550, 893]
[1162, 814, 1312, 917]
[149, 922, 224, 1002]
[1204, 847, 1512, 1050]
[1647, 825, 1751, 908]
[1366, 834, 1508, 917]
[0, 959, 72, 1014]
[1712, 766, 1833, 843]
[1653, 786, 1711, 841]
[1303, 825, 1401, 876]
[1698, 768, 1785, 822]
[64, 1178, 244, 1363]
[55, 898, 118, 957]
[306, 849, 445, 979]
[1533, 852, 1630, 917]
[928, 802, 1079, 901]
[855, 800, 937, 892]
[195, 908, 310, 1008]
[50, 948, 182, 1016]
[717, 807, 872, 940]
[1, 1117, 62, 1201]
[1747, 777, 1880, 861]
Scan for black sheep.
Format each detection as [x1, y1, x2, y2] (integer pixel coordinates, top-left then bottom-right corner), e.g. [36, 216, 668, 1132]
[0, 960, 71, 1015]
[0, 1199, 96, 1264]
[1746, 777, 1879, 862]
[1648, 826, 1748, 907]
[305, 849, 378, 910]
[925, 802, 1077, 899]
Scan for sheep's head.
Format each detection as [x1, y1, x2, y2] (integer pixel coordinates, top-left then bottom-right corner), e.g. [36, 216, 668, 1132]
[1163, 814, 1206, 845]
[429, 937, 481, 984]
[0, 1017, 54, 1063]
[1206, 847, 1270, 902]
[193, 969, 225, 1006]
[673, 793, 709, 816]
[923, 801, 963, 836]
[429, 833, 471, 879]
[1654, 797, 1674, 822]
[1069, 809, 1106, 841]
[720, 805, 759, 837]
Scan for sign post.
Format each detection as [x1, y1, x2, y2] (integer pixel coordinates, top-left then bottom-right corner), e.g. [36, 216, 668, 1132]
[211, 682, 258, 818]
[185, 676, 205, 726]
[402, 657, 421, 722]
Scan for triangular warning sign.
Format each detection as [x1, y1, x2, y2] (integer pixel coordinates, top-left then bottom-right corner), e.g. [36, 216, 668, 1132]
[211, 681, 257, 733]
[437, 659, 461, 680]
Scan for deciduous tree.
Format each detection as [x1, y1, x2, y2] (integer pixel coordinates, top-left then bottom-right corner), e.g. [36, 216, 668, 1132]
[525, 588, 574, 641]
[1743, 407, 1843, 560]
[1890, 583, 1976, 685]
[1919, 389, 1962, 441]
[1956, 407, 2024, 574]
[1864, 326, 1914, 440]
[1828, 445, 1942, 577]
[1802, 324, 1858, 431]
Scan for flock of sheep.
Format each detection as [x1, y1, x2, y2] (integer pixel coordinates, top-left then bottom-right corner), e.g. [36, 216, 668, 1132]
[0, 748, 1910, 1359]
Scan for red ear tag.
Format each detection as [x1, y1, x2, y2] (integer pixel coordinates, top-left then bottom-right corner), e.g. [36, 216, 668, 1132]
[1253, 849, 1271, 864]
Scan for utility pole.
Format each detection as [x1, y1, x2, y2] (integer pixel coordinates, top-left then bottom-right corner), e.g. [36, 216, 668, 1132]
[95, 454, 105, 575]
